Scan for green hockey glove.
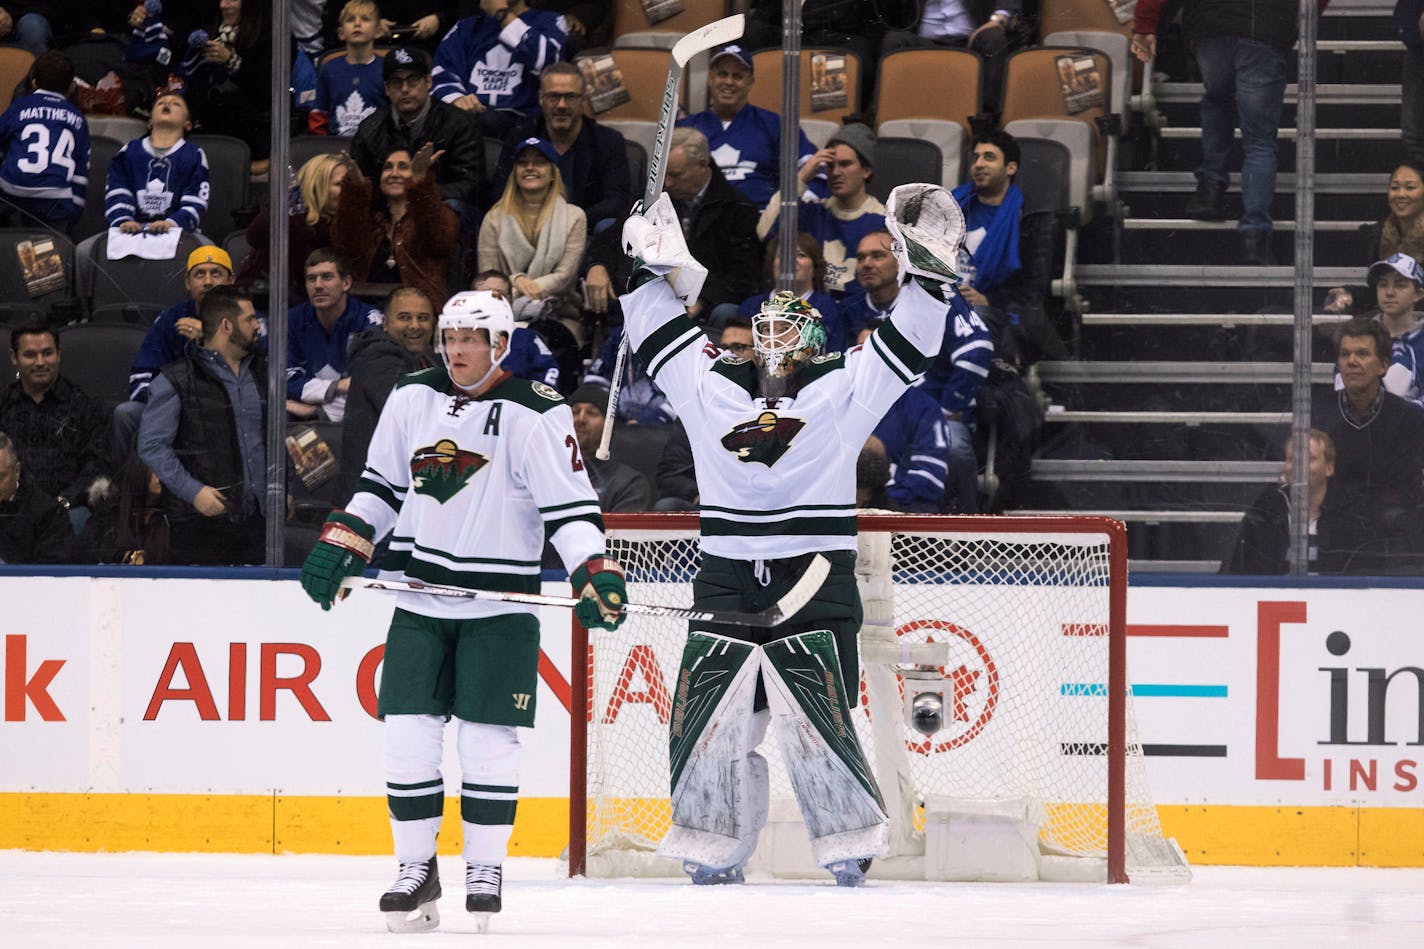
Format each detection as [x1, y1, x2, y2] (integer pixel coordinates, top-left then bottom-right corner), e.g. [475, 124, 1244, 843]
[571, 556, 627, 631]
[301, 510, 375, 610]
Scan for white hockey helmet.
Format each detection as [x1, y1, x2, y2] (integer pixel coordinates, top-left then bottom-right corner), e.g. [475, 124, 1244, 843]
[436, 290, 515, 375]
[753, 290, 827, 379]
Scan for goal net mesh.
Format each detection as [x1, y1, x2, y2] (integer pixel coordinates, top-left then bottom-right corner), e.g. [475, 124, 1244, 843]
[582, 520, 1184, 879]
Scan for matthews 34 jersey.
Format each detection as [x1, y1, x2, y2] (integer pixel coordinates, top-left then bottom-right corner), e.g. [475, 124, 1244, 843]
[345, 368, 605, 620]
[619, 276, 949, 560]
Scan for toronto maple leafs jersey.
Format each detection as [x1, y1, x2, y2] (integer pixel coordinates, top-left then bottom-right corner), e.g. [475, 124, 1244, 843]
[0, 91, 91, 214]
[310, 55, 387, 135]
[346, 369, 605, 620]
[431, 12, 567, 113]
[619, 276, 949, 560]
[678, 105, 814, 210]
[104, 137, 210, 232]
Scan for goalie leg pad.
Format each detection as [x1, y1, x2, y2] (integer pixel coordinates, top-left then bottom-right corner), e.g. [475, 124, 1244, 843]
[656, 632, 766, 871]
[761, 631, 890, 869]
[384, 714, 446, 864]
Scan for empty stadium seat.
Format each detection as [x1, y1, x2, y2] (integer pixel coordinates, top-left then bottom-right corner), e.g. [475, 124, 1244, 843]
[189, 134, 252, 238]
[87, 303, 161, 325]
[1012, 136, 1082, 313]
[84, 115, 146, 142]
[878, 120, 964, 189]
[611, 0, 730, 50]
[876, 48, 982, 140]
[74, 134, 123, 243]
[0, 227, 76, 319]
[867, 138, 943, 203]
[1000, 47, 1116, 210]
[222, 229, 250, 272]
[625, 138, 647, 196]
[55, 322, 148, 416]
[81, 230, 208, 311]
[0, 46, 34, 112]
[748, 48, 861, 129]
[1044, 30, 1134, 132]
[289, 135, 354, 171]
[1003, 118, 1095, 226]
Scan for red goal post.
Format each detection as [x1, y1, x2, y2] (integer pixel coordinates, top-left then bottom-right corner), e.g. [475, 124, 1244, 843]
[569, 513, 1187, 884]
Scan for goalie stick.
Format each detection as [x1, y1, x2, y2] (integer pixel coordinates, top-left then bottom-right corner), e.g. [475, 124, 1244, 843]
[341, 551, 827, 629]
[596, 13, 746, 461]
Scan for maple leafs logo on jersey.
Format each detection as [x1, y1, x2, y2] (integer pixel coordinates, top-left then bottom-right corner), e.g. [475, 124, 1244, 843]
[720, 411, 805, 467]
[410, 438, 489, 503]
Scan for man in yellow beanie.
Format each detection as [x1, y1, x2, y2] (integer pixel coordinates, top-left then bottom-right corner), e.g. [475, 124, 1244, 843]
[111, 244, 236, 460]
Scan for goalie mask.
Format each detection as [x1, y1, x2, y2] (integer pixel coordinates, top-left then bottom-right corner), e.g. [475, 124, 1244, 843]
[436, 290, 514, 389]
[753, 291, 827, 383]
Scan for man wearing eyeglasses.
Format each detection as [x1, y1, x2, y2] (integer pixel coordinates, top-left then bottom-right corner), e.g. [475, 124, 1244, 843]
[351, 45, 486, 212]
[488, 62, 631, 235]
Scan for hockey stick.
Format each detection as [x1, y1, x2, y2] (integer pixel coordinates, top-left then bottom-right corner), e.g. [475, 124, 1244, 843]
[340, 551, 827, 629]
[596, 14, 746, 461]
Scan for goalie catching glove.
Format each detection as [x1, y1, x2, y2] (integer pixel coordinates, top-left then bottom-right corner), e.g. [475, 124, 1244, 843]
[301, 510, 376, 610]
[570, 557, 628, 630]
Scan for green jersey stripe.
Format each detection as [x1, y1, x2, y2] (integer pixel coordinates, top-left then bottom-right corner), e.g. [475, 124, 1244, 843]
[388, 537, 539, 569]
[388, 791, 444, 821]
[387, 778, 445, 792]
[700, 502, 855, 517]
[545, 511, 605, 535]
[461, 796, 518, 826]
[635, 314, 701, 374]
[701, 514, 857, 537]
[876, 318, 931, 376]
[383, 553, 543, 593]
[356, 476, 404, 513]
[869, 332, 915, 385]
[647, 324, 706, 380]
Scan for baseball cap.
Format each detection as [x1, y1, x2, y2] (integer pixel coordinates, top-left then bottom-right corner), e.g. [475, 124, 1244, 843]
[568, 383, 610, 414]
[383, 46, 432, 82]
[514, 137, 560, 165]
[1368, 252, 1424, 287]
[186, 246, 232, 274]
[710, 44, 753, 73]
[827, 122, 877, 168]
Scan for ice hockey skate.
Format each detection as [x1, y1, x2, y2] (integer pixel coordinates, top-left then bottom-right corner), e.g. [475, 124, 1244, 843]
[684, 861, 746, 886]
[621, 193, 707, 306]
[884, 183, 965, 286]
[379, 856, 441, 933]
[465, 862, 502, 933]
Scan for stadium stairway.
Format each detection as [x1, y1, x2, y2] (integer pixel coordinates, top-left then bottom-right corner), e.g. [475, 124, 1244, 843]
[1014, 0, 1401, 571]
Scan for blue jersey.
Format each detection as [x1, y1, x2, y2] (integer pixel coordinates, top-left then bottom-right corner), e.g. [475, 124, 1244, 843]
[584, 328, 676, 425]
[311, 55, 387, 136]
[679, 105, 815, 210]
[871, 384, 952, 511]
[128, 300, 198, 402]
[504, 326, 560, 388]
[0, 91, 91, 216]
[916, 289, 994, 421]
[287, 296, 382, 402]
[1389, 319, 1424, 410]
[105, 137, 210, 232]
[431, 12, 567, 114]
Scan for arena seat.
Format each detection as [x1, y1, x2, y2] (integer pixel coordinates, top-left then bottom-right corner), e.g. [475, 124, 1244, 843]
[56, 322, 148, 416]
[748, 47, 860, 133]
[189, 134, 252, 237]
[74, 134, 123, 243]
[81, 229, 207, 311]
[611, 0, 731, 50]
[289, 135, 353, 171]
[0, 46, 34, 111]
[867, 138, 943, 203]
[0, 227, 76, 319]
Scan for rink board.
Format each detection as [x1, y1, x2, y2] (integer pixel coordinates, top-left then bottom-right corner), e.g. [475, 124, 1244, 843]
[0, 574, 1421, 866]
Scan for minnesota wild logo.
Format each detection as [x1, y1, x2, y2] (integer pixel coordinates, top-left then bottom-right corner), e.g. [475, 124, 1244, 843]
[410, 439, 490, 503]
[720, 411, 805, 467]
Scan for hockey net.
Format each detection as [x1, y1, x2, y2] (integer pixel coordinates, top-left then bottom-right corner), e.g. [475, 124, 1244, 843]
[569, 513, 1188, 883]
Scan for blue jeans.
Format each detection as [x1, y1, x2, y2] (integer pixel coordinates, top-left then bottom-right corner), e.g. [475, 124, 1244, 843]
[1193, 35, 1287, 234]
[945, 419, 979, 514]
[12, 13, 52, 54]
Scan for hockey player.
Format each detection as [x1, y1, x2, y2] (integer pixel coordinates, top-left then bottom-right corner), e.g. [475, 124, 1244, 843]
[0, 51, 90, 234]
[616, 183, 968, 886]
[298, 290, 627, 932]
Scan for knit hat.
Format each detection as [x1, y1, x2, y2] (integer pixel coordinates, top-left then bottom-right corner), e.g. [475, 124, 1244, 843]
[186, 246, 233, 274]
[1368, 252, 1424, 288]
[383, 45, 432, 82]
[827, 122, 876, 168]
[568, 383, 610, 415]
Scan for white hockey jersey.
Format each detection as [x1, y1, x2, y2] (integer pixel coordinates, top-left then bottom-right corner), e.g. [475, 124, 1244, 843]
[619, 277, 949, 560]
[346, 368, 605, 619]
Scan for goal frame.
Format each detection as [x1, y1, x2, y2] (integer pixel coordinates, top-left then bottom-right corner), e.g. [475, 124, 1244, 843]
[568, 512, 1131, 883]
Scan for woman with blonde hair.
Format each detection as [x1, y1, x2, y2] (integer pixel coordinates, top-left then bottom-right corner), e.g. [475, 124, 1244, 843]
[239, 153, 347, 299]
[477, 137, 587, 337]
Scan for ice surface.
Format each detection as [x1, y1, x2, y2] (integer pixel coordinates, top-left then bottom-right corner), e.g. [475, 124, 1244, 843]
[1, 852, 1421, 948]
